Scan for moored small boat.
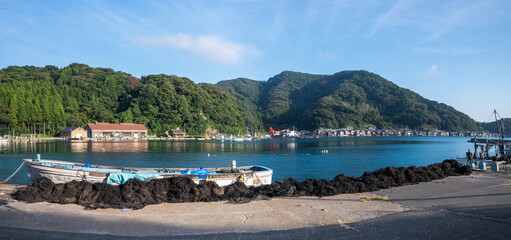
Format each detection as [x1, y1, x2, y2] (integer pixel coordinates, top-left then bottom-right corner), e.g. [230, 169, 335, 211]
[23, 157, 273, 187]
[232, 136, 244, 142]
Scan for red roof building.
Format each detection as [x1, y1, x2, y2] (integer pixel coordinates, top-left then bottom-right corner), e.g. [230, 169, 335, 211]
[85, 122, 148, 138]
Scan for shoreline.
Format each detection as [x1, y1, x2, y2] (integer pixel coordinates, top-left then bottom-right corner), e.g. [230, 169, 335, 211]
[1, 171, 510, 239]
[0, 137, 191, 143]
[0, 135, 489, 143]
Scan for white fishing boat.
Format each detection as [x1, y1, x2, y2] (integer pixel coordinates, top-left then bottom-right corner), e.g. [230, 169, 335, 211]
[23, 157, 273, 187]
[232, 136, 244, 142]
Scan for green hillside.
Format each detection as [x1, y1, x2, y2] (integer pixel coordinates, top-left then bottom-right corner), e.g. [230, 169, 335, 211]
[480, 118, 511, 134]
[259, 71, 327, 128]
[216, 78, 264, 132]
[0, 64, 245, 136]
[215, 70, 479, 132]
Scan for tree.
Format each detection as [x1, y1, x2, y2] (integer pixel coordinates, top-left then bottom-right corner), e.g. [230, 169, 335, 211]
[118, 109, 134, 123]
[8, 96, 18, 126]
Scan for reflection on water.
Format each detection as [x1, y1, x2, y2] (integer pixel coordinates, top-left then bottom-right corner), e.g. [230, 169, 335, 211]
[71, 141, 149, 152]
[0, 141, 152, 153]
[0, 141, 68, 154]
[0, 140, 278, 154]
[0, 137, 447, 155]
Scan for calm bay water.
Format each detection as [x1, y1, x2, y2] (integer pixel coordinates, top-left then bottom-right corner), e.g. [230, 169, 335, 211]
[0, 137, 473, 185]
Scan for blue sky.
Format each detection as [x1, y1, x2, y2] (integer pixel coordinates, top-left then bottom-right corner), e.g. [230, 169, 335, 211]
[1, 0, 510, 122]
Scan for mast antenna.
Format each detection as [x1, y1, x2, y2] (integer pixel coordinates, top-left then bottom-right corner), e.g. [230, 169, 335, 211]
[494, 110, 505, 156]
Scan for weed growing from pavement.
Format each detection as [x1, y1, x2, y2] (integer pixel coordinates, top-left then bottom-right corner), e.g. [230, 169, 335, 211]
[371, 195, 389, 201]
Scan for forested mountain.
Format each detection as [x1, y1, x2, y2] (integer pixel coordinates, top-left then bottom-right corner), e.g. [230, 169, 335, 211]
[215, 70, 479, 132]
[0, 64, 245, 136]
[0, 64, 479, 136]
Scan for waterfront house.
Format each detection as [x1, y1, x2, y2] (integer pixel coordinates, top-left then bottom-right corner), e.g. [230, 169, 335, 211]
[338, 130, 346, 136]
[85, 122, 148, 138]
[403, 129, 413, 136]
[167, 129, 185, 138]
[298, 130, 311, 136]
[427, 131, 438, 136]
[439, 130, 449, 137]
[60, 127, 88, 138]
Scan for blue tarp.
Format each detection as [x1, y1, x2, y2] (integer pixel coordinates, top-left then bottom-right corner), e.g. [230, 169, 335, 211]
[106, 173, 160, 184]
[181, 168, 215, 178]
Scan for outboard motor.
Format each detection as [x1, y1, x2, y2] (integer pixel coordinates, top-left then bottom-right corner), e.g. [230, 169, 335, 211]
[231, 160, 237, 172]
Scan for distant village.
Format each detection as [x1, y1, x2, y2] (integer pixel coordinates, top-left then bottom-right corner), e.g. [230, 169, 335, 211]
[1, 122, 508, 142]
[309, 128, 508, 138]
[59, 123, 508, 139]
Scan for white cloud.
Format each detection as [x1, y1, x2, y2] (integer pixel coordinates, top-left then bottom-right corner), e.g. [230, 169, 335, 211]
[370, 0, 406, 36]
[137, 34, 260, 65]
[424, 64, 449, 77]
[415, 46, 492, 55]
[426, 64, 438, 76]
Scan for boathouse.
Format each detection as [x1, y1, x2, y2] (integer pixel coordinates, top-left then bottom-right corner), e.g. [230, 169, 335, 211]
[60, 127, 88, 138]
[85, 122, 148, 138]
[167, 128, 185, 137]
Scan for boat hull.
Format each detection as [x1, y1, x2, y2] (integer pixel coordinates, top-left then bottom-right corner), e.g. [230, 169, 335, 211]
[23, 159, 272, 187]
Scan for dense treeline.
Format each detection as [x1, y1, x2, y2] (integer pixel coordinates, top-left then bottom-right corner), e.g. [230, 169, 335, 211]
[215, 70, 480, 132]
[0, 64, 245, 136]
[215, 78, 264, 132]
[480, 118, 511, 134]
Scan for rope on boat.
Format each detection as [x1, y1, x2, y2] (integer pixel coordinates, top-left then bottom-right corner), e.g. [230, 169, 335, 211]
[253, 172, 262, 185]
[0, 162, 25, 184]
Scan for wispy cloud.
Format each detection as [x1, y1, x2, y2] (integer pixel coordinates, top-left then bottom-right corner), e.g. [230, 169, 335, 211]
[85, 1, 148, 34]
[415, 46, 493, 55]
[0, 1, 40, 38]
[318, 51, 337, 62]
[137, 34, 261, 65]
[370, 0, 406, 36]
[321, 0, 379, 39]
[418, 1, 495, 43]
[425, 65, 438, 76]
[369, 0, 506, 42]
[424, 64, 448, 77]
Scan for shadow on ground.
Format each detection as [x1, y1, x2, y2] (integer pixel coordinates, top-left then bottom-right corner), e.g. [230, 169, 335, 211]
[1, 203, 510, 240]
